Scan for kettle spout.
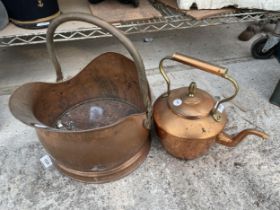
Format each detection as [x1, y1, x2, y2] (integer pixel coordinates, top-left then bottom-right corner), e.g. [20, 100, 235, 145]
[216, 129, 268, 147]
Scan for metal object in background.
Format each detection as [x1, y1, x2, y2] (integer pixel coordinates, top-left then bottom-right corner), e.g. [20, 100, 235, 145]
[88, 0, 106, 4]
[2, 0, 60, 29]
[1, 3, 280, 47]
[0, 0, 8, 30]
[251, 21, 280, 59]
[118, 0, 139, 7]
[238, 21, 265, 41]
[88, 0, 139, 7]
[270, 80, 280, 107]
[153, 53, 268, 160]
[9, 13, 152, 183]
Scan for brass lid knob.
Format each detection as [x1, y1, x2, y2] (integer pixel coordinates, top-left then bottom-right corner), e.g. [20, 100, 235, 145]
[187, 82, 196, 97]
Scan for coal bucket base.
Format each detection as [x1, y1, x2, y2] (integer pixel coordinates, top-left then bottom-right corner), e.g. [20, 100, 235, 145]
[53, 141, 150, 183]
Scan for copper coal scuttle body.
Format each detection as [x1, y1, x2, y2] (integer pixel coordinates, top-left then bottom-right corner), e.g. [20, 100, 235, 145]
[9, 13, 152, 183]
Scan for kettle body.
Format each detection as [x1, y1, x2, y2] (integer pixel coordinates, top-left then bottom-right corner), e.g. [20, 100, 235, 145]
[153, 53, 268, 160]
[154, 86, 227, 159]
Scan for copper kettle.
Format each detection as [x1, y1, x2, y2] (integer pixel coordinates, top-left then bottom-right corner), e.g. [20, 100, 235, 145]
[153, 53, 268, 160]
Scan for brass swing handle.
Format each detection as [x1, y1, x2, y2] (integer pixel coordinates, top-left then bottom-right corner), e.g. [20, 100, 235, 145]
[159, 53, 239, 118]
[46, 13, 152, 129]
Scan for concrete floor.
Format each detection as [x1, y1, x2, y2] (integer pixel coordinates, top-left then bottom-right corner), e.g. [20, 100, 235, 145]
[0, 23, 280, 210]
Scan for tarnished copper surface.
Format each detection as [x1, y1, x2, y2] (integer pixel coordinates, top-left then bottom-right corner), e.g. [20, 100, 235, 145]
[54, 98, 140, 130]
[154, 53, 268, 159]
[54, 139, 150, 183]
[36, 114, 150, 182]
[154, 96, 227, 140]
[167, 86, 216, 119]
[155, 124, 216, 160]
[9, 13, 151, 183]
[216, 130, 269, 147]
[154, 94, 226, 159]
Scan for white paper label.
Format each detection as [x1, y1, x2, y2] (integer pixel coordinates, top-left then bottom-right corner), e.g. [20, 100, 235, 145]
[217, 104, 225, 113]
[173, 99, 182, 106]
[36, 22, 49, 27]
[40, 155, 53, 168]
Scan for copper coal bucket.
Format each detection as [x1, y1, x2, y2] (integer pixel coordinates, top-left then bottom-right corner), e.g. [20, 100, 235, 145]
[9, 13, 152, 183]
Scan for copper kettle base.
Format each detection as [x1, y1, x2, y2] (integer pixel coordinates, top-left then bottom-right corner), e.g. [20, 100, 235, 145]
[54, 141, 150, 183]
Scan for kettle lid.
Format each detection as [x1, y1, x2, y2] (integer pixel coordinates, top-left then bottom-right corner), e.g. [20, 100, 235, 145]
[167, 82, 215, 119]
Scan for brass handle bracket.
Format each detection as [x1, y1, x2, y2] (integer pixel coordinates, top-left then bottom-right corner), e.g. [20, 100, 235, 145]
[212, 73, 239, 121]
[159, 53, 239, 121]
[159, 56, 173, 97]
